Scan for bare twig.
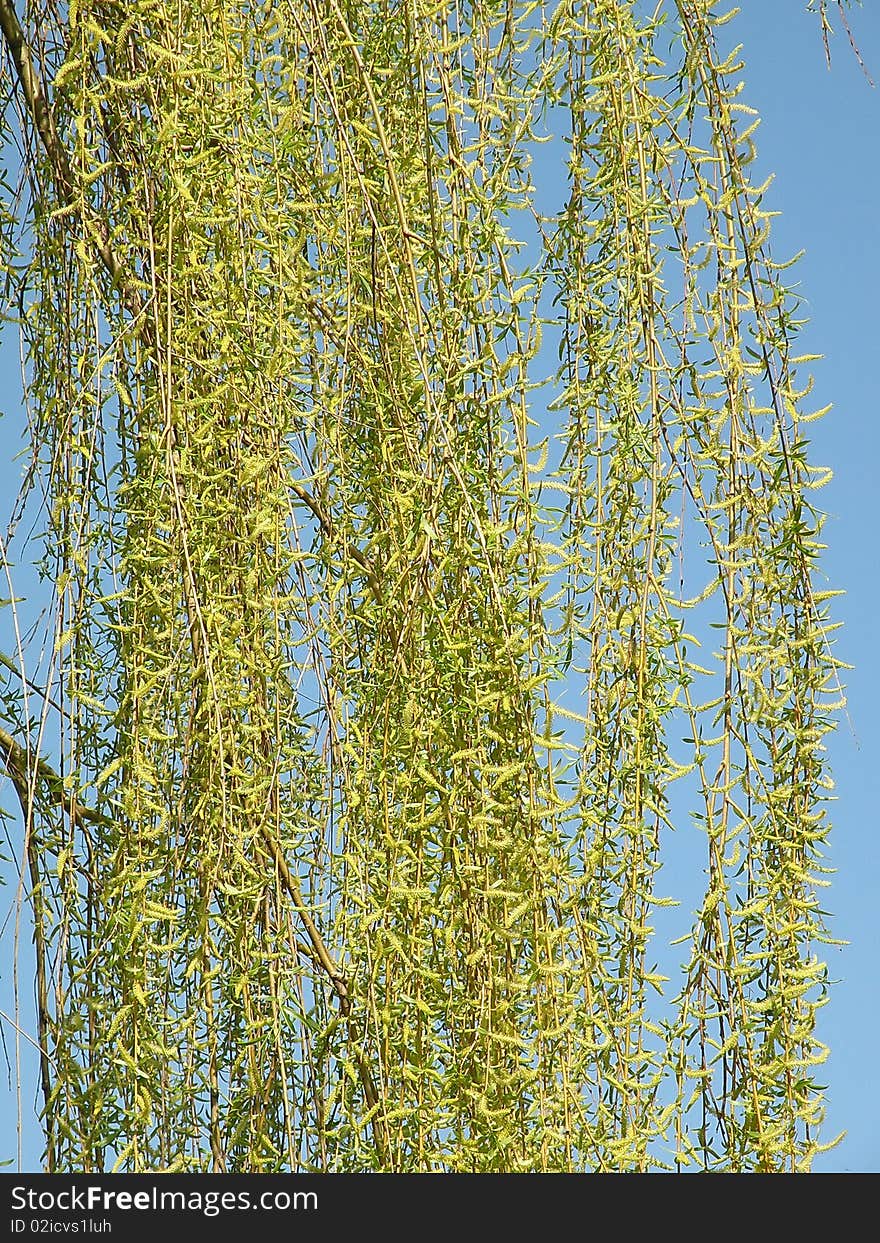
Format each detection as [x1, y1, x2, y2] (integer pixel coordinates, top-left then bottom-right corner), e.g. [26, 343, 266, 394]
[0, 650, 67, 717]
[835, 0, 875, 86]
[1, 745, 56, 1169]
[817, 0, 875, 85]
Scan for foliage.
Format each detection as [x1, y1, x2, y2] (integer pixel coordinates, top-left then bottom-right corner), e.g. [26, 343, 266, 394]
[0, 0, 847, 1171]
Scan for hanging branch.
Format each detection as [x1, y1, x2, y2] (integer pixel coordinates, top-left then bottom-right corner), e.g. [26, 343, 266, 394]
[0, 0, 360, 585]
[0, 0, 385, 1162]
[0, 0, 72, 197]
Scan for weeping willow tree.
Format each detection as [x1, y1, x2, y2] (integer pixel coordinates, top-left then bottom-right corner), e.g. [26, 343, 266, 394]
[0, 0, 852, 1172]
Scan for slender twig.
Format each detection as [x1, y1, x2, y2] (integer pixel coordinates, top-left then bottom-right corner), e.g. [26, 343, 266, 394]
[258, 824, 385, 1153]
[0, 650, 67, 717]
[0, 1006, 57, 1064]
[835, 0, 875, 85]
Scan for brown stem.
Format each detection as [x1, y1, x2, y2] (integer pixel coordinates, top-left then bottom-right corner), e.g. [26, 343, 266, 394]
[0, 0, 72, 199]
[0, 725, 110, 828]
[291, 481, 383, 602]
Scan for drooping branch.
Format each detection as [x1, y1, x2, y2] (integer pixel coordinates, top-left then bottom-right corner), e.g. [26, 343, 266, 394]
[0, 6, 383, 1114]
[290, 481, 383, 602]
[1, 0, 382, 634]
[816, 0, 875, 83]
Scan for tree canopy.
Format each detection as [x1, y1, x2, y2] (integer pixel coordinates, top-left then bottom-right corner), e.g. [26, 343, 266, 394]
[0, 0, 852, 1172]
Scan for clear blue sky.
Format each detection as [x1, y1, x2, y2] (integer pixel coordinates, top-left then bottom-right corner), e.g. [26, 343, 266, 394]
[0, 4, 877, 1171]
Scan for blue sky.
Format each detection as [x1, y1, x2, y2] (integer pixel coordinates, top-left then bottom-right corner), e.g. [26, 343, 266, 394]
[1, 3, 878, 1171]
